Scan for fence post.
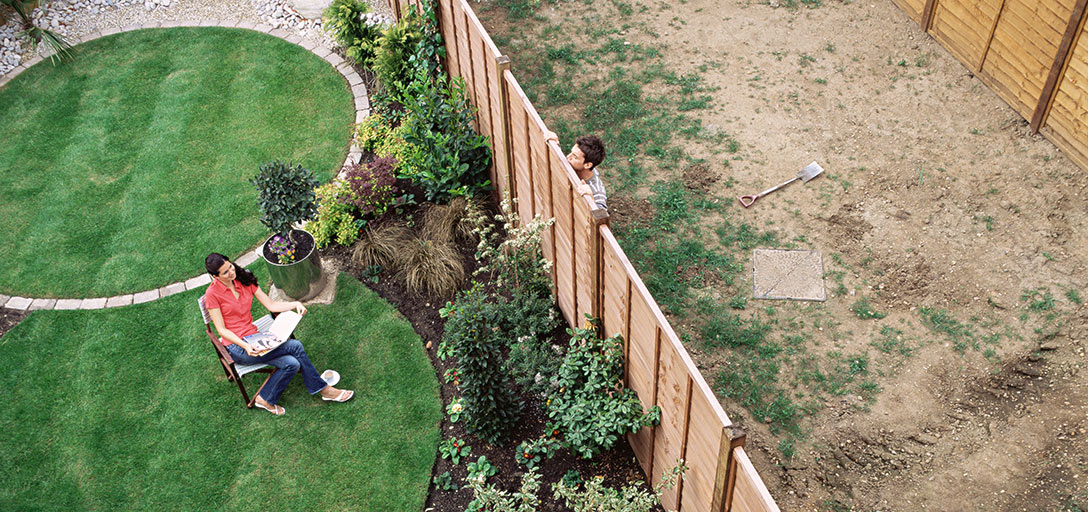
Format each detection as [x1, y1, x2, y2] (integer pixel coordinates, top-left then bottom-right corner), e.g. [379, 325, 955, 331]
[711, 425, 747, 512]
[1031, 0, 1088, 132]
[590, 209, 609, 321]
[494, 55, 515, 205]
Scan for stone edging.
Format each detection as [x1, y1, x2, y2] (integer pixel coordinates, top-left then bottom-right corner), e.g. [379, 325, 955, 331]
[0, 20, 368, 311]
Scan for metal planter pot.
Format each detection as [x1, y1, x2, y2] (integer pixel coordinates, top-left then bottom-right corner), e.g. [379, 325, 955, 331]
[261, 229, 325, 301]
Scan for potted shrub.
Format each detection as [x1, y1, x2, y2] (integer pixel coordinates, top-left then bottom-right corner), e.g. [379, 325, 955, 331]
[251, 160, 326, 300]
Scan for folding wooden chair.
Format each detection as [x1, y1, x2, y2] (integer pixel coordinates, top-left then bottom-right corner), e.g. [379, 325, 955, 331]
[197, 296, 278, 408]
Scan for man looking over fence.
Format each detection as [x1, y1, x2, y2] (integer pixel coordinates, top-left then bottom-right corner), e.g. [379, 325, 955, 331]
[546, 132, 607, 210]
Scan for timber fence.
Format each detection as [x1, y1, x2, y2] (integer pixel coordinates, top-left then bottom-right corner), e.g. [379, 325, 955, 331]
[385, 0, 780, 510]
[893, 0, 1088, 170]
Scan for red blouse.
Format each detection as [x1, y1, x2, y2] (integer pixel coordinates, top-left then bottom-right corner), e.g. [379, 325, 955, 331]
[204, 278, 259, 345]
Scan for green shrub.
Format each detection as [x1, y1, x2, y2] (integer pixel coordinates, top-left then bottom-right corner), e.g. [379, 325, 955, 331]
[466, 468, 541, 512]
[372, 13, 425, 97]
[323, 0, 385, 65]
[441, 283, 521, 444]
[310, 180, 360, 248]
[552, 463, 686, 512]
[399, 70, 492, 201]
[515, 436, 561, 470]
[251, 160, 319, 246]
[547, 319, 661, 459]
[506, 336, 562, 397]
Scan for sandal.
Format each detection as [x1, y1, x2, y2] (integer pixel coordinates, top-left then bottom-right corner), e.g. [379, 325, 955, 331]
[254, 401, 285, 416]
[321, 389, 354, 402]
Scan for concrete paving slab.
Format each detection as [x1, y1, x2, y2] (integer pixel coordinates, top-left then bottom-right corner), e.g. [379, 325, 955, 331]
[80, 297, 107, 310]
[236, 250, 259, 267]
[5, 296, 31, 310]
[286, 0, 331, 19]
[752, 249, 826, 301]
[185, 274, 212, 290]
[54, 299, 82, 310]
[106, 295, 133, 308]
[133, 289, 160, 304]
[161, 282, 186, 298]
[29, 298, 56, 311]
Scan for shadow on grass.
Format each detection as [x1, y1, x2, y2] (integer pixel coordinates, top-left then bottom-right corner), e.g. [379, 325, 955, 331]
[0, 273, 440, 511]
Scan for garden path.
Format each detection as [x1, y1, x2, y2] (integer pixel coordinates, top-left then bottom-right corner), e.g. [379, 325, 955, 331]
[0, 19, 370, 311]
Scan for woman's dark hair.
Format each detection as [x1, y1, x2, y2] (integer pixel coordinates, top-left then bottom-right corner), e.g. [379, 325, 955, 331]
[205, 252, 258, 287]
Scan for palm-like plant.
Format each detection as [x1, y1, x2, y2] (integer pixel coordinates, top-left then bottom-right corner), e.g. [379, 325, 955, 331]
[2, 0, 74, 63]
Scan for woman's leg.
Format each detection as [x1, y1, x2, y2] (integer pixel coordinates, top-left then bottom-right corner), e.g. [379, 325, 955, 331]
[227, 341, 302, 405]
[280, 339, 329, 395]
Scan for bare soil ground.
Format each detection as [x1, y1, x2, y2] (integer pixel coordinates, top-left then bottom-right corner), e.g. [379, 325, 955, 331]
[479, 0, 1088, 510]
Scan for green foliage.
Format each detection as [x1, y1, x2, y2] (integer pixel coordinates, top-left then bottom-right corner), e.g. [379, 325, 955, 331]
[1020, 287, 1056, 312]
[371, 14, 425, 97]
[547, 318, 661, 459]
[919, 307, 977, 352]
[310, 180, 360, 249]
[465, 455, 498, 484]
[354, 113, 418, 173]
[433, 471, 458, 491]
[1066, 288, 1083, 305]
[515, 436, 562, 470]
[507, 338, 563, 397]
[438, 437, 471, 465]
[3, 0, 74, 62]
[322, 0, 383, 65]
[446, 397, 465, 423]
[466, 468, 542, 512]
[442, 283, 521, 443]
[251, 160, 319, 238]
[552, 462, 686, 512]
[399, 70, 493, 201]
[850, 296, 886, 319]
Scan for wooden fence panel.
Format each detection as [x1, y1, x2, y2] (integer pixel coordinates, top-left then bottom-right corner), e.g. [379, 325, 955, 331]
[1044, 16, 1088, 169]
[551, 162, 576, 326]
[680, 392, 724, 512]
[507, 80, 531, 209]
[626, 290, 659, 477]
[731, 448, 780, 512]
[572, 196, 594, 322]
[981, 0, 1076, 117]
[653, 338, 691, 510]
[891, 0, 926, 23]
[928, 0, 1003, 67]
[436, 0, 459, 79]
[534, 135, 555, 261]
[601, 229, 631, 350]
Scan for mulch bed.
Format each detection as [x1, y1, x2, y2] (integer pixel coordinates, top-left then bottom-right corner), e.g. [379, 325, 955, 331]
[324, 201, 659, 511]
[0, 308, 28, 339]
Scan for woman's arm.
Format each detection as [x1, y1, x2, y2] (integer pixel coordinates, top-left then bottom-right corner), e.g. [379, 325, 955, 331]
[208, 307, 261, 356]
[254, 287, 307, 316]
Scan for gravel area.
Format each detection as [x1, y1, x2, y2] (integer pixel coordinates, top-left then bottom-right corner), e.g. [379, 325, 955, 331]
[0, 0, 393, 76]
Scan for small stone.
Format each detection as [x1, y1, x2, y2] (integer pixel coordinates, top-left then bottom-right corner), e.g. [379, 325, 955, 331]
[1039, 341, 1059, 351]
[911, 433, 938, 445]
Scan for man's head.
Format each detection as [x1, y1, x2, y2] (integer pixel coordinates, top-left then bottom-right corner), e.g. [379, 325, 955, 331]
[567, 135, 605, 174]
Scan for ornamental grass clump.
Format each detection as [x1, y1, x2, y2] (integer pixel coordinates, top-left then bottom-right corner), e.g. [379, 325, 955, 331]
[352, 219, 414, 269]
[398, 238, 464, 298]
[547, 318, 661, 459]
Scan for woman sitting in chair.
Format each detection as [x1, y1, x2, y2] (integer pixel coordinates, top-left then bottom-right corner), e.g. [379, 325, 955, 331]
[203, 252, 353, 415]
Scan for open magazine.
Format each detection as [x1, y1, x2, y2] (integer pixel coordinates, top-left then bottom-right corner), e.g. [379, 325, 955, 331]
[248, 311, 303, 355]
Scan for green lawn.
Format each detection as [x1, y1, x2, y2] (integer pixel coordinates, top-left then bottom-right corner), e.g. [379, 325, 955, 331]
[0, 273, 441, 511]
[0, 27, 353, 298]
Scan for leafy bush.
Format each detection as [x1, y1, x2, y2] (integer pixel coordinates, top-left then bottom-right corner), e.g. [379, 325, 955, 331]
[515, 436, 561, 470]
[438, 437, 471, 465]
[354, 113, 417, 169]
[466, 468, 541, 512]
[371, 13, 424, 97]
[345, 156, 398, 218]
[323, 0, 385, 65]
[399, 69, 492, 201]
[553, 463, 686, 512]
[310, 180, 360, 248]
[441, 283, 521, 444]
[251, 160, 319, 240]
[547, 319, 661, 459]
[506, 337, 562, 397]
[465, 455, 498, 484]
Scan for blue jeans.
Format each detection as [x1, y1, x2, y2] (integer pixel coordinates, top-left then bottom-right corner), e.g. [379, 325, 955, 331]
[227, 337, 328, 405]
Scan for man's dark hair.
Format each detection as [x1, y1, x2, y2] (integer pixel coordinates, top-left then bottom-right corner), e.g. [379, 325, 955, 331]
[575, 135, 606, 168]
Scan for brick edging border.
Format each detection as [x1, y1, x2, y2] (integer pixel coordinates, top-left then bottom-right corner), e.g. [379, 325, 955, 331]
[0, 21, 368, 311]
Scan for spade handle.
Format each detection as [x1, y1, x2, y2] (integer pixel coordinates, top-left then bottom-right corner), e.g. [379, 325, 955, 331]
[737, 176, 800, 208]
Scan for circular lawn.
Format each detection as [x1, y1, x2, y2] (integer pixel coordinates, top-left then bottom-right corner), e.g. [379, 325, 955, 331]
[0, 27, 354, 298]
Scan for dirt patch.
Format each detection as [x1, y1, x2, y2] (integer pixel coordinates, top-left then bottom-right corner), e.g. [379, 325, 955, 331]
[477, 0, 1088, 509]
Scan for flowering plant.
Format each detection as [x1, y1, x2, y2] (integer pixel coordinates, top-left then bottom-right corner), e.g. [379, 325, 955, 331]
[446, 397, 464, 423]
[267, 234, 296, 264]
[515, 437, 561, 470]
[438, 437, 471, 465]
